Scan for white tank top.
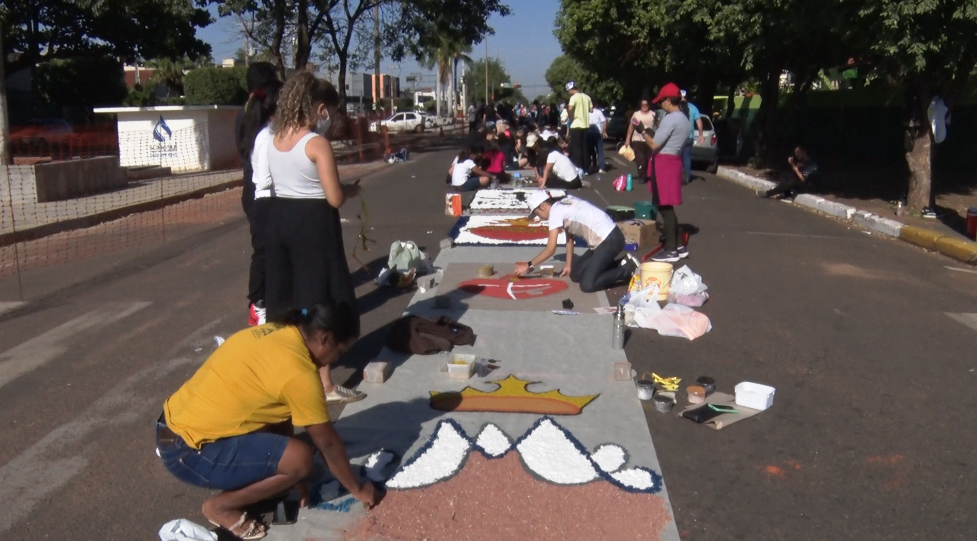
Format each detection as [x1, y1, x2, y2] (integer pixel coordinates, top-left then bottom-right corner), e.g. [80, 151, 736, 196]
[268, 132, 324, 199]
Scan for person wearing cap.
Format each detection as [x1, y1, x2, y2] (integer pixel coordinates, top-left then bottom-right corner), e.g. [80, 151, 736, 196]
[517, 192, 637, 293]
[632, 82, 692, 263]
[680, 90, 705, 183]
[565, 81, 593, 172]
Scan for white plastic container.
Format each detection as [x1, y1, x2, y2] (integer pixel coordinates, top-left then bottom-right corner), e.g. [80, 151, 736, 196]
[734, 381, 776, 411]
[446, 354, 476, 379]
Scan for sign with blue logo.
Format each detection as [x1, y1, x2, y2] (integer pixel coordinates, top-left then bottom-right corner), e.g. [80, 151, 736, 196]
[150, 116, 178, 159]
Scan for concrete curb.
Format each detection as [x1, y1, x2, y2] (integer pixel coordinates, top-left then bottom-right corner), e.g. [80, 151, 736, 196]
[716, 166, 977, 265]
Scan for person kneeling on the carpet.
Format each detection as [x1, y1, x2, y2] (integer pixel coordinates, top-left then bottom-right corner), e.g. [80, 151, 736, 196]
[538, 140, 583, 190]
[448, 145, 495, 192]
[516, 191, 638, 293]
[157, 301, 379, 540]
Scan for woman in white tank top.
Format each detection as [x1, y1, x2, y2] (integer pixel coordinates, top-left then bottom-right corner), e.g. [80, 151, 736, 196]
[264, 72, 364, 404]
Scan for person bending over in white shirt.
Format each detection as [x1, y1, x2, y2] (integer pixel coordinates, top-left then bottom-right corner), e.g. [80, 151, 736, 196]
[538, 141, 583, 189]
[516, 192, 637, 293]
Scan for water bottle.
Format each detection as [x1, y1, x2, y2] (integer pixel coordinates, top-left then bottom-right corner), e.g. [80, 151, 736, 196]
[626, 174, 633, 191]
[611, 305, 626, 350]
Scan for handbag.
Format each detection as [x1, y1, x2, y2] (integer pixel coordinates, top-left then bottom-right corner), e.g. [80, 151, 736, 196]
[386, 316, 477, 355]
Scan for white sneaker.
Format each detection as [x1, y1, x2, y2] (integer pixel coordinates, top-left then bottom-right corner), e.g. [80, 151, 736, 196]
[326, 385, 367, 404]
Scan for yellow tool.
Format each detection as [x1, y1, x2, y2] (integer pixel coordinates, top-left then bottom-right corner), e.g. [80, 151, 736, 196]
[652, 373, 681, 391]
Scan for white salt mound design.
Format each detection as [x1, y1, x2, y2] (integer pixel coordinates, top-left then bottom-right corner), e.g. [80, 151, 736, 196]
[610, 468, 658, 491]
[515, 419, 599, 484]
[364, 450, 395, 482]
[385, 423, 471, 489]
[475, 424, 512, 457]
[591, 444, 627, 473]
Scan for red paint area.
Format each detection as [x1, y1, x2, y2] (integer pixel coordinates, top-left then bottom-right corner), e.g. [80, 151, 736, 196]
[469, 218, 551, 242]
[459, 275, 568, 300]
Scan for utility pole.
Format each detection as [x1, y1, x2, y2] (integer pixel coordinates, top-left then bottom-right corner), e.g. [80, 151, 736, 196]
[0, 25, 9, 165]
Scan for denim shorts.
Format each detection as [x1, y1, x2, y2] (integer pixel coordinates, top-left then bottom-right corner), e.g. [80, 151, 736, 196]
[456, 176, 482, 192]
[157, 422, 290, 491]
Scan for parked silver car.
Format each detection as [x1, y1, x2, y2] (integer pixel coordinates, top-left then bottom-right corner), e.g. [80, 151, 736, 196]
[690, 115, 719, 174]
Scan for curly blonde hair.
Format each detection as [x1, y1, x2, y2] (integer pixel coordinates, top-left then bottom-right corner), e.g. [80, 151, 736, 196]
[272, 72, 340, 133]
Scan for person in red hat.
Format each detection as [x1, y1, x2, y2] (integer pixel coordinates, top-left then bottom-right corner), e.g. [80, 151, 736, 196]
[632, 82, 692, 262]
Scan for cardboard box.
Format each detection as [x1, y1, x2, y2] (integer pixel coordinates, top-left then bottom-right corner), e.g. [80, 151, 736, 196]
[617, 219, 659, 247]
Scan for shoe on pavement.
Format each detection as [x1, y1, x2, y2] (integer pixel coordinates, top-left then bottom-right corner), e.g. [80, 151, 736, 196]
[650, 250, 680, 263]
[581, 179, 592, 188]
[598, 169, 607, 174]
[677, 246, 689, 259]
[326, 385, 367, 404]
[621, 252, 640, 272]
[248, 301, 266, 326]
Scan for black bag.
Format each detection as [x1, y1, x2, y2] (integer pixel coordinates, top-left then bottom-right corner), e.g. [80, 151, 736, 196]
[386, 316, 477, 355]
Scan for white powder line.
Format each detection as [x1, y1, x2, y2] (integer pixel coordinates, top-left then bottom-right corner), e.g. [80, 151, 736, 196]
[506, 281, 516, 299]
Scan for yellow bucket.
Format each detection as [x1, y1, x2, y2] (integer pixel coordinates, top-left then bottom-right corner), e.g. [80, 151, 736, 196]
[639, 262, 673, 300]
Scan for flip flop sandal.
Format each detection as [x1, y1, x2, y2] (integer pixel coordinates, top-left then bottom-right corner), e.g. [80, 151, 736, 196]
[209, 513, 267, 540]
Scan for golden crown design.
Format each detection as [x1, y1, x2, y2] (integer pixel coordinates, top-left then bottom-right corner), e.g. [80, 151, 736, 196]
[430, 375, 599, 415]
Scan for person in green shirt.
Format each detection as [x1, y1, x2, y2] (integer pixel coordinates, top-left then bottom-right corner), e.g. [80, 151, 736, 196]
[566, 81, 593, 172]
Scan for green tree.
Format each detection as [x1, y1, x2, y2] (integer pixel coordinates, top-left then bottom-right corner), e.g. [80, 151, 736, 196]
[464, 57, 525, 105]
[544, 55, 621, 105]
[856, 0, 977, 210]
[1, 0, 211, 73]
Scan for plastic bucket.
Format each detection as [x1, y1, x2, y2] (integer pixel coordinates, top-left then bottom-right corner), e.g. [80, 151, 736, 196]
[640, 262, 673, 300]
[634, 201, 656, 220]
[967, 207, 977, 240]
[635, 379, 656, 401]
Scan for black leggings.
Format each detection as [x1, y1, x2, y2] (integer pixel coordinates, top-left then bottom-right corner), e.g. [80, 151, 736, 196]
[247, 197, 272, 305]
[632, 141, 652, 183]
[544, 176, 583, 190]
[569, 127, 588, 170]
[649, 168, 680, 251]
[569, 228, 630, 292]
[264, 198, 357, 323]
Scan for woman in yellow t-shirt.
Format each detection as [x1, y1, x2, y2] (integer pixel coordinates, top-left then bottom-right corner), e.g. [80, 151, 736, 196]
[157, 300, 377, 540]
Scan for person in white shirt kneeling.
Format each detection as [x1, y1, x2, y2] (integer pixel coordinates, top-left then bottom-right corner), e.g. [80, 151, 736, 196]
[516, 191, 638, 293]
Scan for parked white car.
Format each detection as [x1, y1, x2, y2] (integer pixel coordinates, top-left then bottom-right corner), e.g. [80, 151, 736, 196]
[369, 111, 427, 133]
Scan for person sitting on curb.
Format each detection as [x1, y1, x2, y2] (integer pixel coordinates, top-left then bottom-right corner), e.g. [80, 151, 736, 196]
[537, 140, 583, 189]
[157, 301, 379, 540]
[448, 145, 495, 192]
[758, 145, 819, 199]
[517, 191, 638, 293]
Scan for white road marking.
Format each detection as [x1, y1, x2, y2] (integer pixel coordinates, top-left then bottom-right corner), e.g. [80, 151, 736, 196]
[746, 231, 842, 239]
[0, 302, 25, 317]
[946, 313, 977, 333]
[0, 316, 224, 533]
[945, 266, 977, 275]
[0, 302, 150, 390]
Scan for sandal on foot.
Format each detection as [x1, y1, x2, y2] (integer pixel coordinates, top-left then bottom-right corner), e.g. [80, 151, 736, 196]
[209, 513, 267, 540]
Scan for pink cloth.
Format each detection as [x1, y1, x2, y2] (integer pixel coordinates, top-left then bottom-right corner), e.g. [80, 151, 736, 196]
[649, 153, 683, 206]
[484, 149, 506, 174]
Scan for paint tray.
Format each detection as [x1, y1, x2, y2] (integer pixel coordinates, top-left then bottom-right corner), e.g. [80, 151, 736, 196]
[447, 354, 476, 379]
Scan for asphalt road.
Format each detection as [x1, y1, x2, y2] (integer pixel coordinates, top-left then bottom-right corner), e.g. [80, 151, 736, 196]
[0, 139, 975, 540]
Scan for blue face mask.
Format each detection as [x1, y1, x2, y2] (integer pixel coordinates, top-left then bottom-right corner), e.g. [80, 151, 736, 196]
[316, 114, 332, 136]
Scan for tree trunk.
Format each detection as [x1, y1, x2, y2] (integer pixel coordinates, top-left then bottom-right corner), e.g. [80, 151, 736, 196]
[905, 83, 934, 210]
[435, 61, 442, 119]
[725, 84, 735, 118]
[753, 68, 782, 165]
[294, 0, 311, 72]
[337, 57, 348, 110]
[270, 0, 287, 75]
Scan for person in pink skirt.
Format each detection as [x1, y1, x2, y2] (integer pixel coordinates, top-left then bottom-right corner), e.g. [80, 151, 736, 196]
[632, 82, 691, 262]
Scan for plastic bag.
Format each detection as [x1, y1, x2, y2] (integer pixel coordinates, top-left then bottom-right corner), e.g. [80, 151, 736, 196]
[158, 519, 217, 541]
[613, 175, 627, 191]
[627, 284, 661, 311]
[670, 265, 707, 296]
[387, 240, 421, 272]
[633, 303, 712, 340]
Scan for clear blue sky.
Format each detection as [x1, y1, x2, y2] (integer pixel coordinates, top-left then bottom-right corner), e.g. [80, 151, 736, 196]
[197, 0, 564, 97]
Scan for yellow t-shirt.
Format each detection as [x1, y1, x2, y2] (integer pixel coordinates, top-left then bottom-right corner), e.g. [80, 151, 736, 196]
[569, 92, 593, 129]
[163, 324, 329, 449]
